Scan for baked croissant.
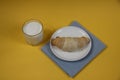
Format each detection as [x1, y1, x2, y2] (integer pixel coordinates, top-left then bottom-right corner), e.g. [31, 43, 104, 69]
[51, 36, 90, 52]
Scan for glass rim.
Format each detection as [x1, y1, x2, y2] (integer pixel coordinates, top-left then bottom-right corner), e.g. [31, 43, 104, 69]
[22, 19, 43, 37]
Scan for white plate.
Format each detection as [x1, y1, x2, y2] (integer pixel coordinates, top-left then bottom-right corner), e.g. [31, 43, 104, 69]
[50, 26, 92, 61]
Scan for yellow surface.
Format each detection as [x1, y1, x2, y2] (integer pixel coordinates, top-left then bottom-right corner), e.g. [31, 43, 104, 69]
[0, 0, 120, 80]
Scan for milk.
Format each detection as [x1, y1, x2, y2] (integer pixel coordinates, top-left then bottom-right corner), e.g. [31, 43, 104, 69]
[23, 20, 43, 45]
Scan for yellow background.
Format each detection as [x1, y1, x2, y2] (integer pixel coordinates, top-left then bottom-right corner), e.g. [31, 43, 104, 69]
[0, 0, 120, 80]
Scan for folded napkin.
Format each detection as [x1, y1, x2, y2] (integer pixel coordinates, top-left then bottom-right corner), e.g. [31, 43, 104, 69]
[41, 21, 106, 77]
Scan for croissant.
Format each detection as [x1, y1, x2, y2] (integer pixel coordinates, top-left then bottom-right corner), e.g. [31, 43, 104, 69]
[51, 36, 90, 52]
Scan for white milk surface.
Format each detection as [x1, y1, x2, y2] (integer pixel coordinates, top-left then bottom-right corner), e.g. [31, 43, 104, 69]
[23, 21, 42, 35]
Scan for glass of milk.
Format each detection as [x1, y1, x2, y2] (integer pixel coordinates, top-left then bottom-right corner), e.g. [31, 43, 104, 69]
[22, 20, 43, 45]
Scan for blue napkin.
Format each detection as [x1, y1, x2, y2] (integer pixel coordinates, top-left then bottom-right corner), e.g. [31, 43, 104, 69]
[41, 21, 106, 77]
